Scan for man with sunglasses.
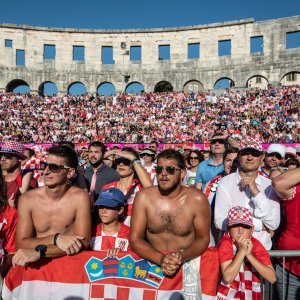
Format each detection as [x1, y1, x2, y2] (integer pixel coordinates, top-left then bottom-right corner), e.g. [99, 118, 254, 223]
[12, 146, 91, 267]
[130, 149, 210, 279]
[214, 138, 280, 250]
[195, 133, 227, 191]
[259, 144, 286, 178]
[0, 141, 36, 207]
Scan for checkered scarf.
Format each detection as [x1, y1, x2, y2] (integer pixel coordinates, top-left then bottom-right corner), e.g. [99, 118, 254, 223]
[21, 155, 46, 180]
[217, 233, 262, 300]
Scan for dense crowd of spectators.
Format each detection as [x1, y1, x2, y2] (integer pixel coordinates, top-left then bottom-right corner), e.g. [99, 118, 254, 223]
[0, 85, 299, 144]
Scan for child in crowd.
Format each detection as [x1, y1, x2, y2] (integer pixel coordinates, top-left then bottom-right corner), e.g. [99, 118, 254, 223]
[217, 206, 276, 300]
[90, 188, 130, 257]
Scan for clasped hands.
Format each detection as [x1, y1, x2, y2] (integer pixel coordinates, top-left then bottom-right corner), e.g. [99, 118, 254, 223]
[160, 250, 183, 276]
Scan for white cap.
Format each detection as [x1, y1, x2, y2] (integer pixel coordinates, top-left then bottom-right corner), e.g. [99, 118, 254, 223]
[267, 144, 286, 158]
[285, 146, 297, 158]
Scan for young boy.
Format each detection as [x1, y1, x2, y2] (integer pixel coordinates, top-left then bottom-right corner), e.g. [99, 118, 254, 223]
[90, 188, 130, 257]
[217, 206, 276, 300]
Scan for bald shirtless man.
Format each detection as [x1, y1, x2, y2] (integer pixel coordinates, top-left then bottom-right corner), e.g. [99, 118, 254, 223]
[12, 146, 91, 267]
[130, 149, 210, 276]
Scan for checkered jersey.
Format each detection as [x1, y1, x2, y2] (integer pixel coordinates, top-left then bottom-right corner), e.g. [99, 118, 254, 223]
[90, 223, 130, 251]
[217, 233, 271, 300]
[144, 164, 157, 185]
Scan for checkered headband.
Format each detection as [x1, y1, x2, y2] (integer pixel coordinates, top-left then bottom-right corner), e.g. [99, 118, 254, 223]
[227, 206, 253, 228]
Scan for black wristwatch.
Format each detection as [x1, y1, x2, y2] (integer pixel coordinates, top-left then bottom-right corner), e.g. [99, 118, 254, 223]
[35, 244, 47, 258]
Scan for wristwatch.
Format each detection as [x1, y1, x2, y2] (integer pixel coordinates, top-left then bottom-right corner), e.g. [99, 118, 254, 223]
[35, 244, 47, 258]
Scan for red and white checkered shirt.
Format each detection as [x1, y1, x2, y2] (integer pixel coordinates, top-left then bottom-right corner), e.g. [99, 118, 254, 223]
[90, 223, 130, 251]
[217, 233, 271, 300]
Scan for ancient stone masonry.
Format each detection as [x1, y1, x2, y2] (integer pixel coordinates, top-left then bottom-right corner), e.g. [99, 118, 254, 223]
[0, 15, 299, 94]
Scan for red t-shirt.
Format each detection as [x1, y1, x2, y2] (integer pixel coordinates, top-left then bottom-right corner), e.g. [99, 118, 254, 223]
[90, 223, 130, 251]
[218, 233, 271, 266]
[0, 205, 18, 254]
[277, 185, 300, 276]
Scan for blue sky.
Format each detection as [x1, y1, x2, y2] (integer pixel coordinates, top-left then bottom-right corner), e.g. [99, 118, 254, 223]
[1, 0, 299, 30]
[1, 0, 299, 94]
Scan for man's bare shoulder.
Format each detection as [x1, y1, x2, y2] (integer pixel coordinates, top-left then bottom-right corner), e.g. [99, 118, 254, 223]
[136, 186, 159, 197]
[182, 186, 208, 203]
[66, 186, 89, 202]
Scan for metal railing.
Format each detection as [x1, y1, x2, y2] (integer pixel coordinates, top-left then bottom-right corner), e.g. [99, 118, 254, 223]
[262, 250, 300, 300]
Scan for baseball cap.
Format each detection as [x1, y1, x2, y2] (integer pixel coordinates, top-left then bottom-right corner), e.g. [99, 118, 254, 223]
[227, 206, 253, 228]
[267, 144, 286, 158]
[285, 146, 297, 158]
[94, 188, 126, 208]
[239, 137, 263, 153]
[0, 141, 26, 159]
[140, 148, 156, 156]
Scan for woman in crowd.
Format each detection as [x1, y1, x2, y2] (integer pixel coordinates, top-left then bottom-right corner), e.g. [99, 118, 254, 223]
[102, 147, 152, 226]
[183, 150, 204, 186]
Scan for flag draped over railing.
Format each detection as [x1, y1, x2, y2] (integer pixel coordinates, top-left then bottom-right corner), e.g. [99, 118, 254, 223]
[3, 248, 219, 300]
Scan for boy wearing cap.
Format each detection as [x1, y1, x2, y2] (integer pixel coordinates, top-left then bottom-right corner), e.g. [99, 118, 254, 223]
[217, 206, 276, 300]
[90, 188, 130, 257]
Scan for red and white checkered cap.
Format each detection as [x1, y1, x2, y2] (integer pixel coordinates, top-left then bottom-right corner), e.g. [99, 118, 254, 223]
[227, 206, 253, 228]
[239, 137, 263, 152]
[0, 141, 26, 159]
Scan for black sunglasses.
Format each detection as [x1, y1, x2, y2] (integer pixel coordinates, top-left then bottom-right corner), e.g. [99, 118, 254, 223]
[0, 153, 16, 160]
[155, 165, 182, 175]
[267, 153, 283, 160]
[211, 139, 226, 145]
[190, 156, 199, 160]
[115, 157, 132, 166]
[140, 153, 154, 157]
[42, 162, 71, 173]
[239, 150, 261, 158]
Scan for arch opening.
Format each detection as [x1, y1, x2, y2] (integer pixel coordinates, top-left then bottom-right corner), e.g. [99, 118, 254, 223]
[38, 81, 58, 96]
[68, 82, 87, 95]
[6, 79, 30, 93]
[183, 80, 203, 93]
[280, 71, 300, 86]
[97, 82, 116, 96]
[125, 82, 144, 94]
[154, 81, 173, 92]
[214, 77, 235, 90]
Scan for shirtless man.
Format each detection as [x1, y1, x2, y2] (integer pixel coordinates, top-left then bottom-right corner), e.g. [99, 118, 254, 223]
[12, 145, 91, 267]
[130, 149, 210, 276]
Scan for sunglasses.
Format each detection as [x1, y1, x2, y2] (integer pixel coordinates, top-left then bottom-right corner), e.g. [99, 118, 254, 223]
[155, 165, 182, 175]
[0, 153, 17, 160]
[239, 150, 261, 158]
[190, 156, 199, 160]
[42, 162, 71, 173]
[211, 139, 226, 145]
[115, 157, 132, 166]
[140, 153, 154, 157]
[267, 153, 283, 160]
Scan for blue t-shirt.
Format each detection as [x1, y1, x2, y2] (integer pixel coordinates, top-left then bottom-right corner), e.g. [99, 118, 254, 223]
[195, 158, 224, 190]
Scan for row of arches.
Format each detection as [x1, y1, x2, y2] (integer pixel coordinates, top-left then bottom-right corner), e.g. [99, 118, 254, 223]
[5, 72, 299, 95]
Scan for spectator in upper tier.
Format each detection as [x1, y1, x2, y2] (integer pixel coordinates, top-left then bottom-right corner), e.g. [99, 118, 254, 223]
[214, 138, 281, 250]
